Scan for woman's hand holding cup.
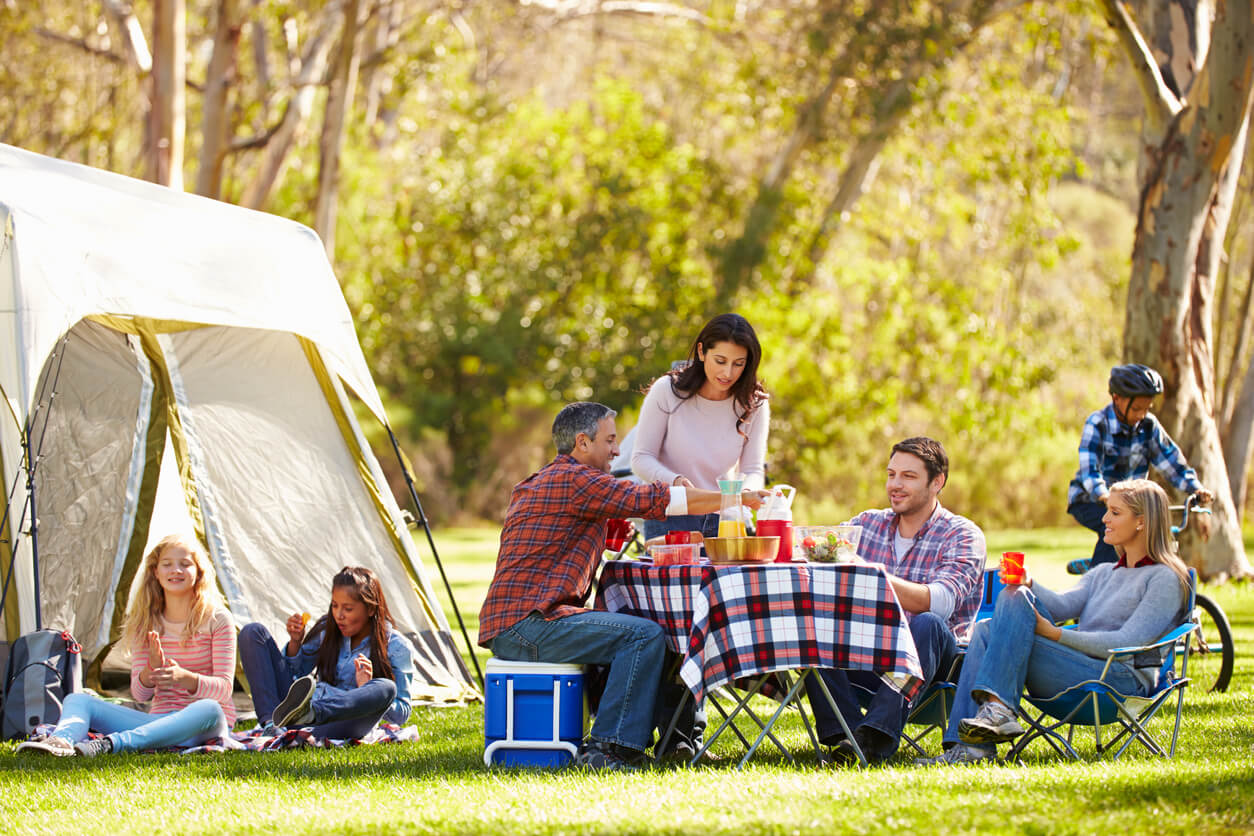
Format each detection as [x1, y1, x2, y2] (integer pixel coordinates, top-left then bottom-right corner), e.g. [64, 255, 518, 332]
[1000, 551, 1027, 586]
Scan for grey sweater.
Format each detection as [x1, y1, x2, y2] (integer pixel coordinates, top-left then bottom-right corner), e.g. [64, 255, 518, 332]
[1032, 562, 1187, 691]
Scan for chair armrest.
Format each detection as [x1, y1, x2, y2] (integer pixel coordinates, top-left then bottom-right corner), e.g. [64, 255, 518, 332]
[1107, 623, 1194, 657]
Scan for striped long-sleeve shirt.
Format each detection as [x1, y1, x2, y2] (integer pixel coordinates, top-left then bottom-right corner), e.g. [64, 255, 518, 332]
[130, 608, 237, 725]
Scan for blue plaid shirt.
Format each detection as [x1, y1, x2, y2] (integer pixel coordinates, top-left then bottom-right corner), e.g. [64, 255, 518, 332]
[1067, 404, 1203, 505]
[846, 503, 985, 638]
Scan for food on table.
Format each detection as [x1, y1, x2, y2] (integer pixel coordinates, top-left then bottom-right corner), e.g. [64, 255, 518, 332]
[650, 543, 702, 567]
[796, 525, 862, 563]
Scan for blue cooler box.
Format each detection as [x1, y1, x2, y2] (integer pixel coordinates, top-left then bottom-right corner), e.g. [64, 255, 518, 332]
[483, 659, 586, 767]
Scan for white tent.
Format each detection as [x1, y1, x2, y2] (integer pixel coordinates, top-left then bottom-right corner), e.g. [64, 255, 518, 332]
[0, 143, 477, 703]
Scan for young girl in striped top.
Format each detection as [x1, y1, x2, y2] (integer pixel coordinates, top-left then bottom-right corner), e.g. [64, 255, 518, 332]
[17, 533, 237, 756]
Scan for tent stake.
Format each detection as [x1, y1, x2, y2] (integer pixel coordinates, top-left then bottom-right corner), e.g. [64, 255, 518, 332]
[386, 426, 484, 690]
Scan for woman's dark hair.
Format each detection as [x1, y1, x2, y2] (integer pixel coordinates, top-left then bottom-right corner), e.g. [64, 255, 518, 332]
[667, 313, 767, 436]
[314, 565, 395, 684]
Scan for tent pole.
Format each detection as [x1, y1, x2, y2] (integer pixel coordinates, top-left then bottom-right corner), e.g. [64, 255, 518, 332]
[386, 426, 484, 689]
[23, 418, 39, 628]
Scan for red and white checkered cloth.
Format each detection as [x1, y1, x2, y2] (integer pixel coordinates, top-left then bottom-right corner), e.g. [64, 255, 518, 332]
[597, 561, 924, 703]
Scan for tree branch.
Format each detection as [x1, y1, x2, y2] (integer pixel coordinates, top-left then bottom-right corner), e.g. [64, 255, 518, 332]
[1097, 0, 1179, 136]
[523, 0, 713, 27]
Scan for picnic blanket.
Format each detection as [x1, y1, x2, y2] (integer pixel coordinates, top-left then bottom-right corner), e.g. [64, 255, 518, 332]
[30, 722, 418, 754]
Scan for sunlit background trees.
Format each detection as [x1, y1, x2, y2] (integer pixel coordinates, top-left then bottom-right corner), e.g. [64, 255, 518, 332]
[3, 0, 1251, 577]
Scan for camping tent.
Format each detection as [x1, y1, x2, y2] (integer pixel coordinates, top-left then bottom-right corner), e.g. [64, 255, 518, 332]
[0, 142, 477, 703]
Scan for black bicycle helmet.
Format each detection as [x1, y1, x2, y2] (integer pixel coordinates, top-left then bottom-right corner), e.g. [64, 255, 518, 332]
[1108, 364, 1164, 398]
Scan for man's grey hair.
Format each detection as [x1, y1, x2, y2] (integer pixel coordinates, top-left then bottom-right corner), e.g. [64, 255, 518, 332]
[553, 402, 617, 454]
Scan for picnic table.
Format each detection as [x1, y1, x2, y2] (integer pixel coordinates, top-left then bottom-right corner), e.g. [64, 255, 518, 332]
[596, 559, 924, 767]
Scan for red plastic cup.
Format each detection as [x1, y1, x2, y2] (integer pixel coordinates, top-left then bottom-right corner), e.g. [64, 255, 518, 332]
[757, 519, 794, 563]
[665, 530, 693, 545]
[605, 519, 631, 551]
[1001, 551, 1026, 585]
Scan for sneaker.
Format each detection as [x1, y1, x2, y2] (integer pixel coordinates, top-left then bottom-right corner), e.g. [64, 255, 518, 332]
[1066, 558, 1091, 575]
[73, 736, 115, 758]
[15, 735, 75, 757]
[575, 739, 644, 772]
[274, 674, 317, 728]
[959, 700, 1025, 744]
[914, 742, 996, 766]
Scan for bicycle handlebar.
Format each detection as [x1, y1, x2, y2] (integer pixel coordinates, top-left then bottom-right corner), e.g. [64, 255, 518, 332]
[1171, 493, 1212, 535]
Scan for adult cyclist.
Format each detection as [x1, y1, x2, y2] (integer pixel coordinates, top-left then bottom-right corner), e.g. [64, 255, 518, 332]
[1067, 363, 1213, 567]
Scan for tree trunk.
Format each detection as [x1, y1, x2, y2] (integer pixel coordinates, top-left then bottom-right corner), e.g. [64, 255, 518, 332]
[1118, 0, 1254, 579]
[148, 0, 186, 189]
[101, 0, 153, 73]
[315, 0, 362, 256]
[239, 3, 342, 211]
[363, 0, 405, 130]
[196, 0, 241, 199]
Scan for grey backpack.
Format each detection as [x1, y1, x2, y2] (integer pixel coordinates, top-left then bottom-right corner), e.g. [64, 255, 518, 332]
[2, 629, 83, 739]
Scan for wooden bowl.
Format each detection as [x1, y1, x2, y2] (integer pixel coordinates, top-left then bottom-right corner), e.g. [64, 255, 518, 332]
[704, 536, 780, 564]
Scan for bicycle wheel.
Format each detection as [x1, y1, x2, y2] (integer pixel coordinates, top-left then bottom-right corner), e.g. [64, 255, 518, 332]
[1188, 593, 1234, 693]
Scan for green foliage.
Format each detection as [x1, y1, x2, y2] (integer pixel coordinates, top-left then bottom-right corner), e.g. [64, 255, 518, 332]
[339, 79, 740, 492]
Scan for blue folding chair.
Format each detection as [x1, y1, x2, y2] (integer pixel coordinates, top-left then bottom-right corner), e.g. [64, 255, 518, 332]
[975, 568, 1003, 623]
[1004, 570, 1196, 761]
[880, 568, 995, 756]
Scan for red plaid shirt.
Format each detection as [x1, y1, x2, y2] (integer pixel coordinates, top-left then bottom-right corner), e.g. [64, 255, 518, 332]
[478, 455, 671, 645]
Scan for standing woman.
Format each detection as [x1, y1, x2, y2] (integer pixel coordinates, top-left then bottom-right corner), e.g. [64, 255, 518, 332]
[631, 313, 770, 541]
[17, 534, 237, 756]
[920, 479, 1190, 765]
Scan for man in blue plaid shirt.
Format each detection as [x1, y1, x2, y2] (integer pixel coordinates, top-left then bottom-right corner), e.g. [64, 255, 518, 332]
[1068, 364, 1212, 567]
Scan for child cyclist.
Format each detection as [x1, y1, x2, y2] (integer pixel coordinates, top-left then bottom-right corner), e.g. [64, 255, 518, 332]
[17, 534, 237, 757]
[237, 566, 416, 738]
[1068, 364, 1212, 567]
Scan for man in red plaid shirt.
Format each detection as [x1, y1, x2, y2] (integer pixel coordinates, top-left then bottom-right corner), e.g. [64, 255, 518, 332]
[804, 437, 985, 766]
[479, 401, 766, 771]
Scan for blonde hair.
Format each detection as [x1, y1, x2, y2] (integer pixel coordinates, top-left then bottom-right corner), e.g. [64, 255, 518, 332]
[1107, 479, 1191, 592]
[123, 533, 225, 647]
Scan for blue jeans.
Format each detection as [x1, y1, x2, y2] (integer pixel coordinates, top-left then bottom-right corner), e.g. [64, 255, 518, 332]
[52, 692, 230, 752]
[642, 514, 716, 751]
[238, 622, 396, 738]
[943, 585, 1148, 744]
[1068, 500, 1118, 566]
[490, 610, 666, 753]
[804, 612, 958, 759]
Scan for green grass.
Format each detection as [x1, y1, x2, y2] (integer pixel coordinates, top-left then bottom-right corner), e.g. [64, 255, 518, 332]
[3, 527, 1252, 835]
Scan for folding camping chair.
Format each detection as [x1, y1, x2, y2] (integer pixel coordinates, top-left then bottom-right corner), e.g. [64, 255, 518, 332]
[1004, 570, 1197, 762]
[896, 568, 1000, 755]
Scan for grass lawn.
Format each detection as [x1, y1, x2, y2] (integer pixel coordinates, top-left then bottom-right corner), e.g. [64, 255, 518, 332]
[3, 526, 1252, 835]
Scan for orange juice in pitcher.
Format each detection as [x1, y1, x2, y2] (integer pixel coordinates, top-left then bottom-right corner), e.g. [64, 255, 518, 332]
[717, 478, 746, 538]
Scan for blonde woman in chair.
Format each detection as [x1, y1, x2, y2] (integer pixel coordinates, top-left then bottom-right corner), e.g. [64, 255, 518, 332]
[919, 479, 1189, 765]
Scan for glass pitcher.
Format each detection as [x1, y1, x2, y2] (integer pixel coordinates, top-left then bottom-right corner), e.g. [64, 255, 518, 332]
[717, 478, 746, 538]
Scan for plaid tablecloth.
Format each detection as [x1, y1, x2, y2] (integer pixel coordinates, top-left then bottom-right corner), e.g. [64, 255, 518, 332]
[597, 561, 924, 704]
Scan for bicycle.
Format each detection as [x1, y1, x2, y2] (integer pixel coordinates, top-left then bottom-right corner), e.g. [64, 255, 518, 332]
[1066, 493, 1234, 693]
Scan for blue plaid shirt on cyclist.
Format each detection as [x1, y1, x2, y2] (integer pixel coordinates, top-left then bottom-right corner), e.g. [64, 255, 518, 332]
[1067, 403, 1203, 505]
